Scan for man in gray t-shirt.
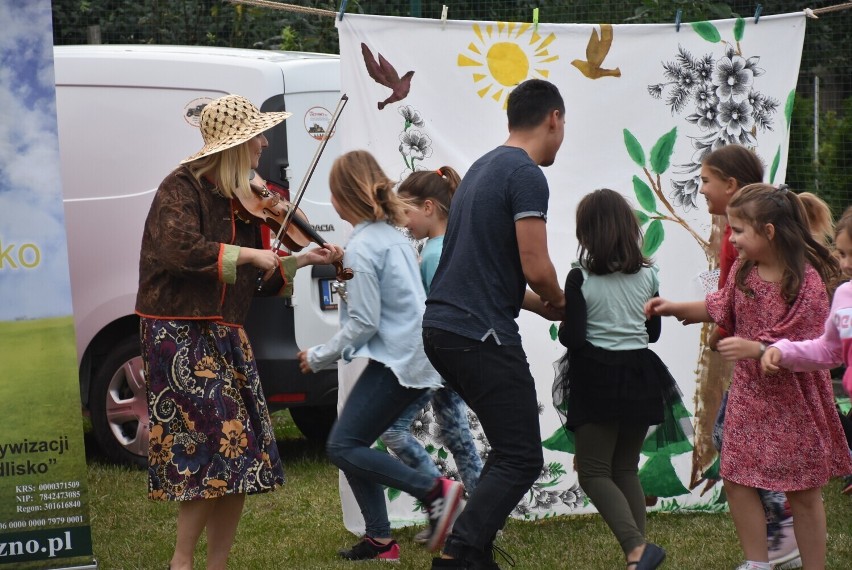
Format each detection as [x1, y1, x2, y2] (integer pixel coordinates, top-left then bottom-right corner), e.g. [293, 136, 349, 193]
[423, 79, 565, 568]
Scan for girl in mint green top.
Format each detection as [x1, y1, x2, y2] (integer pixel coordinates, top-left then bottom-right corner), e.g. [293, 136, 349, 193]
[554, 188, 684, 569]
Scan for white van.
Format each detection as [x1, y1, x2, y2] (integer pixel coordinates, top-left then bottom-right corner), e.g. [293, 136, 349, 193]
[54, 45, 346, 466]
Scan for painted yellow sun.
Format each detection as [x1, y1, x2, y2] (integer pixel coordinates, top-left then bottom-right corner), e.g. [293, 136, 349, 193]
[458, 22, 559, 108]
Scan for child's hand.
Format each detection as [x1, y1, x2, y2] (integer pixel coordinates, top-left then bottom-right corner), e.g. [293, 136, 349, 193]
[296, 350, 314, 374]
[761, 346, 783, 374]
[644, 297, 670, 318]
[717, 337, 761, 362]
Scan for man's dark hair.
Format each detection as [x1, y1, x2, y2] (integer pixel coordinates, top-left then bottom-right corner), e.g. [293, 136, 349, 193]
[506, 79, 565, 130]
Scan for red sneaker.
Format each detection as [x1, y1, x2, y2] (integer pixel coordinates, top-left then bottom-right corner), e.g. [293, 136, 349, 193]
[425, 478, 464, 552]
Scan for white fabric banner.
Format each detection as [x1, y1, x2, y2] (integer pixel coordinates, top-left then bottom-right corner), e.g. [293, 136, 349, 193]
[335, 12, 806, 531]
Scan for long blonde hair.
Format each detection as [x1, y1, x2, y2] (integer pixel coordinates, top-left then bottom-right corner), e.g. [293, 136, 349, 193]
[187, 141, 253, 199]
[330, 150, 407, 226]
[797, 191, 834, 247]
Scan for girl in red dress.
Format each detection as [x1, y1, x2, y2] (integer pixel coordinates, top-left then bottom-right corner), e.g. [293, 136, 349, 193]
[646, 184, 851, 570]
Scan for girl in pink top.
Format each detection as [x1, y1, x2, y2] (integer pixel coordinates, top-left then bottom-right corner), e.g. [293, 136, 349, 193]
[763, 205, 852, 396]
[647, 185, 850, 570]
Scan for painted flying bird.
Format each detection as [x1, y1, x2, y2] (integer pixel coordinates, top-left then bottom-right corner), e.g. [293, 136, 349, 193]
[571, 24, 622, 79]
[361, 42, 414, 110]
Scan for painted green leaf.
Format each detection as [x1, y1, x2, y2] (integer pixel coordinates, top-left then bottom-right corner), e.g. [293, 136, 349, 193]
[374, 439, 388, 452]
[639, 454, 690, 497]
[387, 487, 401, 501]
[437, 447, 448, 460]
[642, 219, 664, 257]
[650, 127, 677, 174]
[702, 455, 721, 481]
[784, 89, 795, 130]
[542, 426, 575, 454]
[549, 323, 558, 341]
[769, 146, 781, 184]
[425, 444, 436, 454]
[691, 21, 721, 43]
[633, 175, 656, 212]
[635, 210, 650, 227]
[733, 17, 745, 42]
[548, 462, 567, 478]
[623, 129, 645, 168]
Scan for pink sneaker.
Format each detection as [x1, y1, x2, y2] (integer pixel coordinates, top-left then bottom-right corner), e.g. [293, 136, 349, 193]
[425, 478, 464, 552]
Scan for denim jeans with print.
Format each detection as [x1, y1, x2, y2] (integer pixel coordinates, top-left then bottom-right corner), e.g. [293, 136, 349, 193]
[381, 386, 483, 492]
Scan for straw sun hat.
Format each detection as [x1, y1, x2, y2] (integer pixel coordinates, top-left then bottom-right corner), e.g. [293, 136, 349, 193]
[181, 94, 292, 164]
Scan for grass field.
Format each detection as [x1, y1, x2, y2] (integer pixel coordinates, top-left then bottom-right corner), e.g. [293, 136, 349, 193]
[0, 317, 90, 524]
[83, 411, 852, 570]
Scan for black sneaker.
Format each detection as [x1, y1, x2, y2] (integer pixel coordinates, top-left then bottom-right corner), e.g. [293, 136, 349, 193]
[431, 558, 470, 569]
[425, 478, 464, 552]
[338, 537, 400, 561]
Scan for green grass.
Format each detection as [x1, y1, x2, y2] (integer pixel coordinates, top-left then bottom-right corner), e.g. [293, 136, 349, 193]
[83, 411, 852, 569]
[0, 317, 90, 523]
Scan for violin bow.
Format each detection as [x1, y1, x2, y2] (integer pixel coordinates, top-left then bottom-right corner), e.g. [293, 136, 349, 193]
[271, 93, 349, 254]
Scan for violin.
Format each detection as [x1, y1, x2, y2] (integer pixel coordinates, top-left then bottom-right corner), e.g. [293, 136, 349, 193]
[233, 176, 353, 281]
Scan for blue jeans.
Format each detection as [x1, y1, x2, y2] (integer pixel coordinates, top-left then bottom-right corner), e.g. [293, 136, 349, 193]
[326, 360, 437, 538]
[422, 328, 543, 560]
[381, 386, 483, 492]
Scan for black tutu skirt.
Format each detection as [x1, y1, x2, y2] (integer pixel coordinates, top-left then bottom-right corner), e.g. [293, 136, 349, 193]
[552, 342, 687, 440]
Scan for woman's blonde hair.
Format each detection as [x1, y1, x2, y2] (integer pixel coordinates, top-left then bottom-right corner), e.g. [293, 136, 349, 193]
[187, 140, 254, 199]
[329, 150, 407, 226]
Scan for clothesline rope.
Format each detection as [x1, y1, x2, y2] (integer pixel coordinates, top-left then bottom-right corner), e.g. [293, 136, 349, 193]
[227, 0, 852, 19]
[810, 1, 852, 15]
[227, 0, 336, 17]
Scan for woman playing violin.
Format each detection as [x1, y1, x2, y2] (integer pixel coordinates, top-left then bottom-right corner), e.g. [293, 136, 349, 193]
[135, 94, 343, 570]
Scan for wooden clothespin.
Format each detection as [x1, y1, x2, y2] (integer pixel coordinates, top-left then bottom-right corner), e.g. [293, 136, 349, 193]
[675, 9, 682, 32]
[338, 0, 348, 21]
[441, 5, 448, 30]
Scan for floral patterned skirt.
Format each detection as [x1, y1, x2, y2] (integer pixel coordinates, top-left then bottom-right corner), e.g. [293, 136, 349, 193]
[140, 318, 285, 501]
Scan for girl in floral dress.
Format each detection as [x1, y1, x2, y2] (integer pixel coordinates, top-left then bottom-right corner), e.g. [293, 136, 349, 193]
[646, 184, 851, 570]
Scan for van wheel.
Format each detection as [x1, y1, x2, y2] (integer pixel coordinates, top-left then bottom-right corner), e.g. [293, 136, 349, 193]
[89, 336, 149, 468]
[289, 405, 336, 443]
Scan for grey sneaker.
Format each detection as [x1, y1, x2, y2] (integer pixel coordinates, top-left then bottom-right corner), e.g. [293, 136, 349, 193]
[768, 518, 799, 566]
[773, 558, 802, 570]
[413, 527, 431, 545]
